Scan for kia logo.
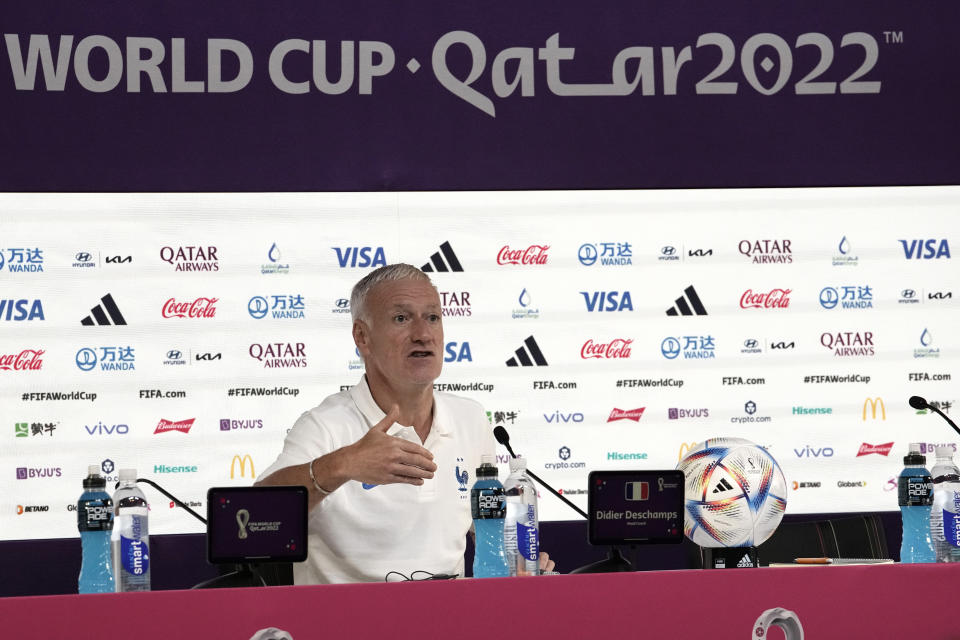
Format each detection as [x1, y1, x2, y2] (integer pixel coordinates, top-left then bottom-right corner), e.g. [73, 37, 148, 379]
[901, 289, 916, 299]
[661, 246, 676, 256]
[75, 348, 97, 371]
[743, 339, 758, 349]
[578, 244, 598, 266]
[167, 350, 182, 359]
[75, 252, 92, 262]
[335, 298, 349, 308]
[247, 296, 269, 319]
[819, 287, 839, 309]
[661, 337, 681, 359]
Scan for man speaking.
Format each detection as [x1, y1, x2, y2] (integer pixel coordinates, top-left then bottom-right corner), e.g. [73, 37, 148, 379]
[257, 264, 551, 583]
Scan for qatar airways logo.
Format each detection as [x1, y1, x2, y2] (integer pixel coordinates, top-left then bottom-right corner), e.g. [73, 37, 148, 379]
[738, 240, 793, 264]
[740, 289, 791, 309]
[159, 246, 219, 272]
[857, 442, 894, 457]
[162, 297, 218, 319]
[581, 338, 632, 359]
[821, 331, 875, 357]
[497, 245, 549, 266]
[0, 349, 44, 371]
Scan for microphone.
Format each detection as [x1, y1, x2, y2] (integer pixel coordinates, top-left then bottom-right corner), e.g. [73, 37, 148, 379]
[910, 395, 960, 438]
[493, 426, 588, 519]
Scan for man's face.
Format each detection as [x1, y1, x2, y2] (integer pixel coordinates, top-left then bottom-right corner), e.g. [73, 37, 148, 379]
[354, 278, 444, 389]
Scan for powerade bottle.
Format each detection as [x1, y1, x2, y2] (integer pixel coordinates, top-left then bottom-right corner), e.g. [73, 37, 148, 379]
[503, 456, 540, 576]
[471, 455, 509, 578]
[112, 469, 151, 591]
[929, 446, 960, 562]
[78, 465, 115, 594]
[898, 443, 934, 563]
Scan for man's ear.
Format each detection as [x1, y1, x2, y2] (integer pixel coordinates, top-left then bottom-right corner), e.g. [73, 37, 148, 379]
[353, 320, 369, 356]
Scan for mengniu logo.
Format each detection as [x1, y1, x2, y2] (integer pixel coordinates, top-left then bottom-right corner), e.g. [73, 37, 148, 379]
[740, 288, 791, 309]
[576, 242, 631, 266]
[581, 291, 633, 312]
[444, 341, 472, 362]
[581, 338, 632, 359]
[421, 241, 464, 272]
[497, 244, 549, 266]
[738, 239, 793, 264]
[80, 293, 127, 326]
[332, 246, 386, 268]
[162, 297, 218, 319]
[247, 294, 306, 319]
[154, 418, 195, 434]
[0, 299, 44, 321]
[665, 285, 707, 316]
[0, 348, 44, 371]
[76, 346, 135, 372]
[440, 291, 472, 317]
[899, 239, 951, 260]
[862, 397, 886, 421]
[160, 245, 219, 271]
[857, 442, 894, 457]
[818, 285, 873, 310]
[0, 247, 44, 272]
[821, 331, 875, 357]
[230, 454, 255, 479]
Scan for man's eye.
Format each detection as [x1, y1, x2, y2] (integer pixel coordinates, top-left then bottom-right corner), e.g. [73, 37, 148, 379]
[428, 314, 441, 322]
[394, 314, 407, 323]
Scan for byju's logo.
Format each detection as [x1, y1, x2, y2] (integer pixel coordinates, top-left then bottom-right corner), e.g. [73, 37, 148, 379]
[914, 328, 940, 359]
[577, 242, 631, 266]
[833, 236, 858, 266]
[512, 288, 540, 320]
[162, 297, 218, 319]
[498, 245, 549, 266]
[421, 241, 464, 272]
[740, 288, 791, 310]
[821, 331, 875, 357]
[738, 239, 793, 264]
[899, 239, 951, 260]
[0, 349, 44, 371]
[667, 408, 708, 420]
[248, 342, 307, 368]
[262, 243, 290, 275]
[332, 246, 386, 268]
[581, 338, 633, 359]
[506, 336, 548, 367]
[80, 293, 127, 326]
[0, 248, 44, 273]
[444, 341, 472, 362]
[0, 299, 44, 321]
[819, 285, 873, 310]
[581, 291, 633, 312]
[247, 295, 305, 320]
[15, 467, 61, 479]
[219, 418, 264, 431]
[160, 245, 219, 272]
[75, 346, 135, 372]
[661, 336, 715, 360]
[665, 286, 707, 316]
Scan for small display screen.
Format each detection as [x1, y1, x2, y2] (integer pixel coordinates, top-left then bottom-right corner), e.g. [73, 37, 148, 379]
[206, 486, 308, 564]
[587, 470, 685, 545]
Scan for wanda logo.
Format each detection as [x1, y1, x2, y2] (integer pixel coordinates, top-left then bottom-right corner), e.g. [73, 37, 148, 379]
[581, 338, 633, 359]
[0, 349, 44, 371]
[162, 297, 218, 319]
[497, 245, 549, 266]
[740, 289, 791, 309]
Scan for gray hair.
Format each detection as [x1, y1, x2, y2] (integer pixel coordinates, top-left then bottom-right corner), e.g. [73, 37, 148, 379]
[350, 263, 434, 324]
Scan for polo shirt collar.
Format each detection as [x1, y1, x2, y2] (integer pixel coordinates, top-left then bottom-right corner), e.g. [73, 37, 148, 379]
[349, 376, 450, 437]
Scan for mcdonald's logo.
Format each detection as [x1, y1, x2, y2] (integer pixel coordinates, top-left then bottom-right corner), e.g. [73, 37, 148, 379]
[862, 397, 886, 421]
[230, 454, 255, 479]
[678, 442, 699, 461]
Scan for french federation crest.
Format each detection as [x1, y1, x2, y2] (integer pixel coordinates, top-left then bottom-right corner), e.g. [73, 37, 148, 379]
[455, 457, 469, 492]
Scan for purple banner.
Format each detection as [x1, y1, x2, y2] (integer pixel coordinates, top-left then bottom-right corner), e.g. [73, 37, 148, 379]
[1, 0, 957, 190]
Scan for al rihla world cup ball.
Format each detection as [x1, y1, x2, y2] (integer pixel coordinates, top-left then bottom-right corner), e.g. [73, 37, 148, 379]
[677, 437, 787, 548]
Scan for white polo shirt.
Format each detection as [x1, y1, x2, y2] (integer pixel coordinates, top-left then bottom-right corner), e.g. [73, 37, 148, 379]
[260, 376, 496, 584]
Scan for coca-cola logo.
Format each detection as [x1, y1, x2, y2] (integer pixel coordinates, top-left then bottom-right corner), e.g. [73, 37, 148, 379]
[857, 442, 894, 457]
[154, 418, 195, 434]
[0, 349, 44, 371]
[608, 408, 645, 422]
[496, 245, 549, 266]
[162, 297, 218, 319]
[581, 338, 633, 359]
[740, 289, 791, 309]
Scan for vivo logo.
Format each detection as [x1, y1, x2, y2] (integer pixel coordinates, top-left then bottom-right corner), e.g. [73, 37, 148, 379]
[84, 422, 129, 435]
[794, 445, 834, 458]
[544, 411, 584, 423]
[581, 291, 633, 312]
[332, 247, 386, 268]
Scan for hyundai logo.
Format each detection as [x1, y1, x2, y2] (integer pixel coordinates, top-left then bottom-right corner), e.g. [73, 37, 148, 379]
[167, 350, 182, 360]
[901, 289, 916, 299]
[335, 298, 349, 308]
[819, 287, 839, 309]
[247, 296, 269, 319]
[76, 348, 97, 372]
[661, 246, 676, 256]
[661, 337, 681, 359]
[75, 252, 92, 262]
[743, 339, 758, 349]
[578, 244, 598, 266]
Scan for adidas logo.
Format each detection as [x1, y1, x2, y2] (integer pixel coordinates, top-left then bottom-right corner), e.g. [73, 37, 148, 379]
[666, 285, 707, 316]
[712, 478, 734, 494]
[80, 293, 127, 326]
[421, 241, 463, 273]
[736, 553, 754, 568]
[506, 336, 548, 367]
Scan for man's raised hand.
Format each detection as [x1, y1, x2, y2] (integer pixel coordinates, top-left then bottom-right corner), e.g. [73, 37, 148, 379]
[341, 405, 438, 486]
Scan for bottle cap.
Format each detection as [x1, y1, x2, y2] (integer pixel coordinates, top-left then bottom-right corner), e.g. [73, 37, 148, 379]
[476, 454, 499, 478]
[509, 456, 527, 473]
[87, 465, 100, 476]
[480, 454, 495, 466]
[908, 443, 922, 454]
[904, 452, 926, 466]
[118, 469, 137, 482]
[935, 445, 954, 458]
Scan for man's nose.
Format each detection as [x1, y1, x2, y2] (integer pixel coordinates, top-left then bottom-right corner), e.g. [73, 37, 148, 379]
[410, 317, 437, 342]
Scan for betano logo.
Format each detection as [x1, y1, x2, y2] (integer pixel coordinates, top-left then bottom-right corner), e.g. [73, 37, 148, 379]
[230, 454, 255, 479]
[862, 397, 886, 421]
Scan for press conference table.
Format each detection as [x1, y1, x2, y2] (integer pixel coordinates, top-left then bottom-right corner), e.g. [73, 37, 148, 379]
[3, 564, 958, 639]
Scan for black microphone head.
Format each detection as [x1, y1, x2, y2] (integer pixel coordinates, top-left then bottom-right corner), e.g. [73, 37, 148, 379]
[909, 395, 928, 410]
[493, 425, 510, 445]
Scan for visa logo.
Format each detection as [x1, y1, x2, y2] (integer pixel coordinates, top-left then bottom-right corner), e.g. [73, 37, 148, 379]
[444, 342, 472, 362]
[332, 247, 387, 268]
[794, 445, 834, 458]
[0, 299, 44, 321]
[580, 291, 633, 312]
[899, 239, 951, 260]
[544, 411, 584, 423]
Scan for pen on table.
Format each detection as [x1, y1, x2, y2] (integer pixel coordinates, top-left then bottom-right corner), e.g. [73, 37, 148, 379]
[794, 557, 832, 565]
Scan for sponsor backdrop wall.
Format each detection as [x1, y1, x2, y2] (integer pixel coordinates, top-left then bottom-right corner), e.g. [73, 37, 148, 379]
[1, 188, 957, 541]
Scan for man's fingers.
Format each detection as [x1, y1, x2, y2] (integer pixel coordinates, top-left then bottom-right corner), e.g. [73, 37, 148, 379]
[373, 404, 401, 432]
[391, 460, 435, 478]
[395, 442, 436, 465]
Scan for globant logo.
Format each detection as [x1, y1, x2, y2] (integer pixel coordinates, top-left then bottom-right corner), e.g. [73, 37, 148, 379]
[577, 242, 631, 266]
[820, 331, 875, 357]
[668, 408, 708, 420]
[513, 288, 540, 320]
[581, 291, 633, 312]
[738, 239, 792, 264]
[0, 299, 45, 321]
[837, 480, 867, 488]
[0, 349, 44, 371]
[159, 246, 219, 272]
[832, 236, 858, 267]
[740, 288, 791, 309]
[0, 247, 44, 272]
[914, 328, 940, 359]
[819, 285, 873, 310]
[581, 338, 633, 359]
[440, 291, 472, 318]
[247, 294, 305, 320]
[899, 239, 951, 260]
[249, 342, 307, 368]
[607, 408, 645, 422]
[332, 246, 387, 268]
[857, 442, 894, 457]
[154, 418, 195, 434]
[661, 336, 715, 360]
[162, 297, 218, 319]
[75, 346, 136, 372]
[497, 245, 550, 266]
[219, 419, 264, 431]
[262, 243, 290, 275]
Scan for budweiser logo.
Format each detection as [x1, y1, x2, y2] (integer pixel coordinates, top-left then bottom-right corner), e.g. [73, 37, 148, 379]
[740, 288, 791, 309]
[162, 297, 218, 319]
[154, 418, 195, 434]
[608, 408, 645, 422]
[497, 245, 550, 266]
[857, 442, 894, 457]
[0, 349, 44, 371]
[581, 338, 633, 359]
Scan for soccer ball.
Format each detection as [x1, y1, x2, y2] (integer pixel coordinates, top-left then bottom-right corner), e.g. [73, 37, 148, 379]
[677, 437, 787, 548]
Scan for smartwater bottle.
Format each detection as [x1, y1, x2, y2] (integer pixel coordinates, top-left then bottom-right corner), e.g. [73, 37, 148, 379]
[504, 456, 540, 576]
[471, 455, 509, 578]
[898, 444, 934, 563]
[112, 469, 151, 591]
[78, 465, 114, 594]
[930, 447, 960, 563]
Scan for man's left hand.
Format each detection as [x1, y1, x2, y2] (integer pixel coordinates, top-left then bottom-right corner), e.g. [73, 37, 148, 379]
[539, 551, 555, 573]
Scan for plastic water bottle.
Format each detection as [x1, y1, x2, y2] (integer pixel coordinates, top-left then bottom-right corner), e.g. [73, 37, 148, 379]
[898, 443, 934, 563]
[504, 456, 540, 576]
[471, 455, 509, 578]
[77, 465, 114, 593]
[929, 446, 960, 563]
[112, 469, 151, 591]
